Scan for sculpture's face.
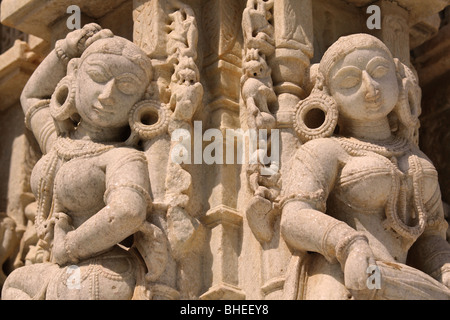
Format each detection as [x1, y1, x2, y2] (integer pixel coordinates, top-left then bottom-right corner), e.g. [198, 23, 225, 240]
[244, 58, 268, 78]
[76, 53, 148, 128]
[328, 48, 399, 122]
[176, 67, 197, 85]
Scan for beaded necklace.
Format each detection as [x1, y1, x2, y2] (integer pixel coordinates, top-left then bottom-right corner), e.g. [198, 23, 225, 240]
[333, 136, 427, 240]
[334, 135, 410, 157]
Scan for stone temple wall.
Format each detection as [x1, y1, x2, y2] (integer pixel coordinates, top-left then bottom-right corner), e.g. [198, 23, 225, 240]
[0, 0, 449, 300]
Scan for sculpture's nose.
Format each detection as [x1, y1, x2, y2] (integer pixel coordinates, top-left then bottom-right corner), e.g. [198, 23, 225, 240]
[98, 79, 116, 106]
[362, 71, 380, 101]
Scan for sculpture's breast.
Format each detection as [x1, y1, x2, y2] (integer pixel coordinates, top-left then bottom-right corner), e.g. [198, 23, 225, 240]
[335, 155, 393, 211]
[334, 152, 440, 214]
[54, 157, 106, 215]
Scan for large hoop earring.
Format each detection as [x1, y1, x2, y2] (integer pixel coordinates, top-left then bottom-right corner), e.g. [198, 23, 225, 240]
[293, 90, 338, 142]
[127, 100, 171, 143]
[393, 59, 421, 144]
[50, 75, 77, 121]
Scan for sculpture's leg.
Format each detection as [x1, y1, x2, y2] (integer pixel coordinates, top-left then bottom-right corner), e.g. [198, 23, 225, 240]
[2, 263, 60, 300]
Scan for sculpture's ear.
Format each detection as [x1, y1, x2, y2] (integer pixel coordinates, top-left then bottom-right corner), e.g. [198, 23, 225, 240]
[392, 58, 422, 144]
[67, 58, 80, 77]
[306, 63, 320, 94]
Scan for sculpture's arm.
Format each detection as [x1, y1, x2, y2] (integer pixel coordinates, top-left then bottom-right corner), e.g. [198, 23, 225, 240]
[21, 48, 67, 111]
[244, 96, 260, 129]
[21, 48, 66, 154]
[280, 138, 375, 290]
[408, 185, 450, 288]
[54, 149, 151, 265]
[280, 138, 355, 262]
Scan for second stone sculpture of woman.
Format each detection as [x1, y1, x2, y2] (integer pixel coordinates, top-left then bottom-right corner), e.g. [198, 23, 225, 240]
[282, 34, 450, 300]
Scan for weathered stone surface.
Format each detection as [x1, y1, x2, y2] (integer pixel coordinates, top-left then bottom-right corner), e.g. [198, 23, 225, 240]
[0, 0, 448, 301]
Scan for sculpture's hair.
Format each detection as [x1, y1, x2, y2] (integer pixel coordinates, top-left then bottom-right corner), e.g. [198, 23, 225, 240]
[79, 36, 153, 82]
[319, 33, 394, 85]
[315, 33, 421, 144]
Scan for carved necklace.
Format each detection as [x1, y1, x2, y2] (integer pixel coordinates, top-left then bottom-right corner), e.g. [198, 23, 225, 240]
[334, 135, 410, 157]
[333, 136, 427, 240]
[55, 136, 117, 160]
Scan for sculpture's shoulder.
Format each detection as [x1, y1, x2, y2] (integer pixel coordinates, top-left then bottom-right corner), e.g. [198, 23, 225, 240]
[104, 146, 148, 163]
[287, 137, 346, 190]
[102, 146, 149, 178]
[295, 137, 346, 163]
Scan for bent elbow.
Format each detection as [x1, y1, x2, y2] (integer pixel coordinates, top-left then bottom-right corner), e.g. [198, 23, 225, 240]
[106, 200, 148, 232]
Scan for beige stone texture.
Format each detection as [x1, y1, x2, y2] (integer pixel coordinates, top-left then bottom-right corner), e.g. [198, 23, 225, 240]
[0, 0, 448, 300]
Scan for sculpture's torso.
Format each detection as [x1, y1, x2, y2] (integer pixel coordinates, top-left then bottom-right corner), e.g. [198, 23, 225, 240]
[328, 137, 440, 263]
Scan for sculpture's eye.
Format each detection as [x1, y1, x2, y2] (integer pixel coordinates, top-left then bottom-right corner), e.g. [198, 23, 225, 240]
[367, 57, 391, 80]
[87, 69, 110, 83]
[116, 80, 137, 95]
[339, 75, 361, 89]
[115, 74, 140, 95]
[333, 66, 362, 90]
[370, 65, 389, 79]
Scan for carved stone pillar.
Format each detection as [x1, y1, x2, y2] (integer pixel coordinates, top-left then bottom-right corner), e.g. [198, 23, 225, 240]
[413, 15, 450, 207]
[263, 0, 313, 300]
[200, 205, 245, 300]
[371, 0, 410, 66]
[200, 0, 246, 299]
[270, 0, 313, 125]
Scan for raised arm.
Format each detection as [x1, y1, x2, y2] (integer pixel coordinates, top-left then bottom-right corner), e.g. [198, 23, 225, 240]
[21, 44, 67, 154]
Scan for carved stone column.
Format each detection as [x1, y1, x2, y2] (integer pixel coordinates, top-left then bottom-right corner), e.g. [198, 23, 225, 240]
[270, 0, 313, 126]
[413, 14, 450, 208]
[200, 0, 247, 299]
[200, 205, 245, 300]
[263, 0, 313, 300]
[370, 0, 410, 66]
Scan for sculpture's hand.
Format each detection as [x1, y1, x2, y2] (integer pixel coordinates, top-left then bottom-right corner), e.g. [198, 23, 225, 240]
[442, 265, 450, 289]
[51, 212, 75, 266]
[62, 23, 114, 59]
[343, 240, 376, 291]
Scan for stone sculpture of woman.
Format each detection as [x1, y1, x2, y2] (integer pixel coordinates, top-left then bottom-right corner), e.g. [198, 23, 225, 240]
[281, 34, 450, 300]
[2, 24, 169, 300]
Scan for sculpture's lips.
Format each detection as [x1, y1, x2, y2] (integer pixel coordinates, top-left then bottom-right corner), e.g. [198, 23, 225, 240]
[365, 94, 382, 108]
[93, 103, 114, 114]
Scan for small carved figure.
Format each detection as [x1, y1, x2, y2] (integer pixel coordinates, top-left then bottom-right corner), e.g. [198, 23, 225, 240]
[282, 34, 450, 300]
[242, 0, 275, 57]
[241, 1, 280, 244]
[167, 2, 198, 63]
[169, 56, 203, 126]
[2, 24, 169, 300]
[241, 49, 277, 131]
[241, 48, 280, 243]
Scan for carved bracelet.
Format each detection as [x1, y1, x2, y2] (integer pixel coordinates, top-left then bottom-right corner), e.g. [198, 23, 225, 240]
[335, 232, 369, 268]
[24, 99, 51, 130]
[55, 40, 71, 64]
[64, 235, 80, 265]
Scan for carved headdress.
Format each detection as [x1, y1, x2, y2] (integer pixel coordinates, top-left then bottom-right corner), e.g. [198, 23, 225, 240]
[79, 36, 153, 81]
[318, 33, 394, 87]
